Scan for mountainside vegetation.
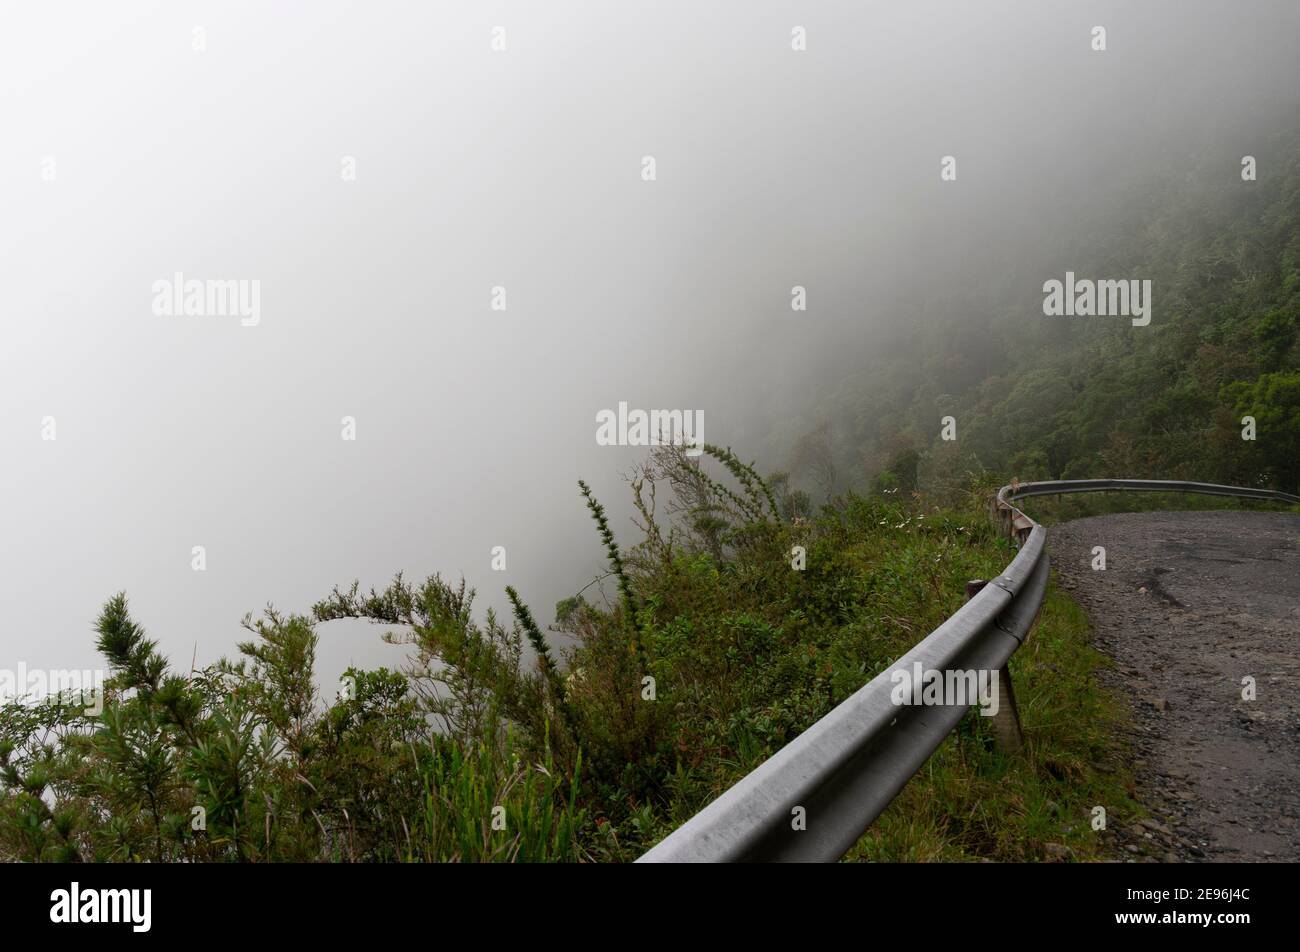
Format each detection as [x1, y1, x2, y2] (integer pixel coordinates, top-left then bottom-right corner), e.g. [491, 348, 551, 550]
[0, 447, 1145, 862]
[782, 121, 1300, 501]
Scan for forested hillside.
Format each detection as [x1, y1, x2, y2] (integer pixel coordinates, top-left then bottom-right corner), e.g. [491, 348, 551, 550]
[787, 121, 1300, 498]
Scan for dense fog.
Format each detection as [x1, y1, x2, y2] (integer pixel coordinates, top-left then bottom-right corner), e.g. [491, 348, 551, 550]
[3, 0, 1297, 694]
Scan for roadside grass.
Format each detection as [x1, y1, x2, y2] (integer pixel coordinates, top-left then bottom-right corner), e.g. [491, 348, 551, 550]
[848, 583, 1140, 862]
[410, 733, 584, 863]
[615, 479, 1143, 862]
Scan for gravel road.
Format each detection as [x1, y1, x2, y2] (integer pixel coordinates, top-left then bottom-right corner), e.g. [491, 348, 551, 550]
[1049, 510, 1300, 862]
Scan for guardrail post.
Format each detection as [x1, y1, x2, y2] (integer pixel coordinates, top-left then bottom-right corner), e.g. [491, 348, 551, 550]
[991, 500, 1012, 541]
[965, 580, 1024, 754]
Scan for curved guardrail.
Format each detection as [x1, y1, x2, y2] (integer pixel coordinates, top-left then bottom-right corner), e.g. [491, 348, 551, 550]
[637, 478, 1300, 863]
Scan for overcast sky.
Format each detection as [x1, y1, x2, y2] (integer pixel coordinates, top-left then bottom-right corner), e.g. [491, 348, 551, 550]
[2, 1, 1297, 694]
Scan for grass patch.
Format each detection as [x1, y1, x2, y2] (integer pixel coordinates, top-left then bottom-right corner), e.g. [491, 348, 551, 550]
[848, 584, 1139, 862]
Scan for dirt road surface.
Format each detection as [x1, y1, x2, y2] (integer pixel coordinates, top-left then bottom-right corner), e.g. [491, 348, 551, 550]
[1049, 510, 1300, 862]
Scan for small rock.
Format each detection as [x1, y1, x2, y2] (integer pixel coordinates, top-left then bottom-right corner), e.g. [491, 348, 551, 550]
[1043, 842, 1073, 862]
[1151, 822, 1174, 837]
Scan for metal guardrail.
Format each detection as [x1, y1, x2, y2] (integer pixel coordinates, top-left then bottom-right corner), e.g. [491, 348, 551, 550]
[637, 478, 1300, 863]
